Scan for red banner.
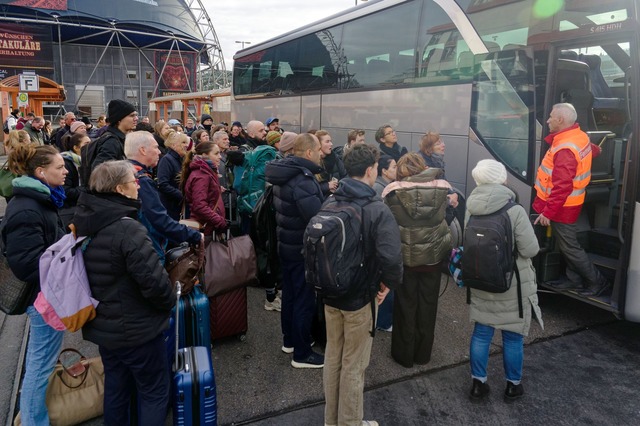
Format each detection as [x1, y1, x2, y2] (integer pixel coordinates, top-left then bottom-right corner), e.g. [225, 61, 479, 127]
[154, 51, 197, 97]
[7, 0, 67, 10]
[0, 23, 54, 80]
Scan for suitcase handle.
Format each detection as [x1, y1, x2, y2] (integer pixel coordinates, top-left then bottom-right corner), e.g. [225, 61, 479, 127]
[174, 281, 181, 372]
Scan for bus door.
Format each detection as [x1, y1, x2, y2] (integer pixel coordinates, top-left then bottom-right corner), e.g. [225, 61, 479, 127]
[469, 46, 537, 209]
[537, 34, 638, 316]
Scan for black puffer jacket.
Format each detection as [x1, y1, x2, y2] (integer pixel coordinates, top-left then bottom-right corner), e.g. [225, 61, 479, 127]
[92, 127, 127, 169]
[323, 178, 403, 311]
[265, 156, 324, 262]
[1, 177, 65, 306]
[73, 191, 175, 350]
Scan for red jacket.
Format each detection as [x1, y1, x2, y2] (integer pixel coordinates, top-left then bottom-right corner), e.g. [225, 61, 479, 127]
[184, 157, 226, 236]
[532, 124, 601, 224]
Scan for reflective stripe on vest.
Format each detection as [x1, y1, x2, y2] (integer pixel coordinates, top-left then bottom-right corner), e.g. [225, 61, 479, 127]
[534, 127, 592, 207]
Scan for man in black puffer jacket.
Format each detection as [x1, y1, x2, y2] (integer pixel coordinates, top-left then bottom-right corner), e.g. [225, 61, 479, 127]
[265, 133, 325, 369]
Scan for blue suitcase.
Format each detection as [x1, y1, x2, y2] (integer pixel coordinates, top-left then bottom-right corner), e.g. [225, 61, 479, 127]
[176, 284, 211, 350]
[173, 346, 217, 425]
[172, 282, 217, 426]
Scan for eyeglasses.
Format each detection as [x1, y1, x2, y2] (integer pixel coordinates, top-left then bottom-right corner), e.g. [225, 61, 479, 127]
[384, 130, 396, 137]
[123, 179, 139, 186]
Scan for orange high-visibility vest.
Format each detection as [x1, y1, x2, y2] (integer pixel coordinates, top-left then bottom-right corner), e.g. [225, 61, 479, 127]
[534, 127, 592, 207]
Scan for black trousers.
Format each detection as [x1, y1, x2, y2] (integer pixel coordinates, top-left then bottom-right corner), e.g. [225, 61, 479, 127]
[392, 269, 441, 368]
[99, 334, 170, 426]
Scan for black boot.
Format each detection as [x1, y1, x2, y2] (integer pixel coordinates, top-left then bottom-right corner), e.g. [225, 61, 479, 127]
[470, 379, 490, 402]
[578, 278, 611, 297]
[504, 381, 524, 403]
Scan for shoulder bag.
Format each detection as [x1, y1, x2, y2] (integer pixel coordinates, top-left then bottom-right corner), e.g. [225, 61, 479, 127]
[0, 161, 16, 198]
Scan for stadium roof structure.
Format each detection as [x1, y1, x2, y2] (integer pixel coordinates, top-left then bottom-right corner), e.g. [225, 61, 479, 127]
[0, 0, 228, 89]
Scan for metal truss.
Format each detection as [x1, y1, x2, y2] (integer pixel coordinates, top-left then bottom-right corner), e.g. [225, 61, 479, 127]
[184, 0, 229, 90]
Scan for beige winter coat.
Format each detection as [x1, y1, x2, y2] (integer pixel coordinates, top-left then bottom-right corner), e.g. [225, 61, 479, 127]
[465, 183, 544, 336]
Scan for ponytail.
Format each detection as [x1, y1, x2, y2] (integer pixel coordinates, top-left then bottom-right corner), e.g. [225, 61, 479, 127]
[8, 144, 58, 176]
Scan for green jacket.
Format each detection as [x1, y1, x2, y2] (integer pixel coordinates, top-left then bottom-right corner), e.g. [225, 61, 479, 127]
[465, 183, 543, 335]
[382, 168, 451, 267]
[24, 122, 44, 145]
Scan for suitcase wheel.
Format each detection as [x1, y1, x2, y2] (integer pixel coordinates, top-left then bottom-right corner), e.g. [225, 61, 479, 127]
[238, 334, 247, 342]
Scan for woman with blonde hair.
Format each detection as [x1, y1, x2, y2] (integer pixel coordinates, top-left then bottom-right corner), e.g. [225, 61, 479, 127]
[158, 130, 190, 220]
[382, 152, 452, 368]
[1, 144, 67, 423]
[153, 119, 171, 155]
[3, 129, 31, 155]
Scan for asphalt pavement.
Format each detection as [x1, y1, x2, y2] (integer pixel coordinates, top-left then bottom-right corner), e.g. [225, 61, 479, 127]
[2, 190, 639, 425]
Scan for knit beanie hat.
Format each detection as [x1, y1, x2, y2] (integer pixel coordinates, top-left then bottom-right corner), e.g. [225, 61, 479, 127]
[266, 131, 281, 147]
[279, 131, 297, 154]
[472, 159, 507, 186]
[70, 121, 86, 133]
[106, 99, 136, 126]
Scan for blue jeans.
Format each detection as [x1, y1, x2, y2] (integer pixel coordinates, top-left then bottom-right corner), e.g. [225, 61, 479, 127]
[21, 305, 64, 425]
[376, 289, 394, 330]
[470, 322, 523, 384]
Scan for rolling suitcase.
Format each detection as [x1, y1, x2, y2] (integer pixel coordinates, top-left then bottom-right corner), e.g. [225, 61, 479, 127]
[173, 282, 218, 425]
[209, 287, 248, 341]
[176, 284, 211, 349]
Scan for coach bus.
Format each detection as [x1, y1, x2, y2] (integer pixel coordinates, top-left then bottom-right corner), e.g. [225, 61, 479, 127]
[231, 0, 640, 321]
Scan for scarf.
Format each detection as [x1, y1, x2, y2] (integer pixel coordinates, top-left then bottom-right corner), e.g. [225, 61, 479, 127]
[62, 151, 81, 168]
[45, 183, 66, 208]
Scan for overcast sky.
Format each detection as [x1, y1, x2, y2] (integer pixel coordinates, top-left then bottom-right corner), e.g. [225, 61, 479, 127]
[203, 0, 371, 69]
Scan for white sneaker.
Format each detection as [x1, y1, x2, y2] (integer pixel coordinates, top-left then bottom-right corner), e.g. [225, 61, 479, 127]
[281, 345, 294, 354]
[264, 296, 281, 312]
[362, 421, 379, 426]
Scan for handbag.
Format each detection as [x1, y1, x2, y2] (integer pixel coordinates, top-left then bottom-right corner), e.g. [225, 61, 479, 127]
[179, 201, 204, 230]
[165, 243, 204, 295]
[14, 349, 105, 426]
[0, 161, 15, 198]
[204, 232, 258, 297]
[0, 248, 32, 316]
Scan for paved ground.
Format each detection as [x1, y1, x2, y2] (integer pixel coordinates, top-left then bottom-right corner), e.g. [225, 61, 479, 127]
[2, 184, 638, 425]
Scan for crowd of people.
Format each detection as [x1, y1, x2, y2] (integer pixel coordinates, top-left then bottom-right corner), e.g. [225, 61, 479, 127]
[1, 100, 606, 425]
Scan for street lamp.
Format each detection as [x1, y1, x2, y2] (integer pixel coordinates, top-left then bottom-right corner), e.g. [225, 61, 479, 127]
[235, 40, 251, 49]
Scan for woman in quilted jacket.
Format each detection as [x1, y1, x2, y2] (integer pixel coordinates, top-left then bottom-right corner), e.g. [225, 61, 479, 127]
[382, 153, 452, 368]
[180, 141, 227, 237]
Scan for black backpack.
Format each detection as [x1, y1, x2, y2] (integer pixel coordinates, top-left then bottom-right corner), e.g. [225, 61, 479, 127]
[303, 199, 371, 300]
[463, 202, 523, 316]
[250, 184, 279, 278]
[79, 131, 112, 187]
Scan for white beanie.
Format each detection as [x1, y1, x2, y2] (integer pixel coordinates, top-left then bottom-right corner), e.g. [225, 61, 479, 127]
[472, 159, 507, 186]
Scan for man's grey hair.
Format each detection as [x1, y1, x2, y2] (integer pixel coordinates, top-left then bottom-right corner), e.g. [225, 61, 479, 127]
[89, 160, 135, 193]
[247, 120, 264, 138]
[553, 103, 578, 125]
[64, 112, 75, 119]
[212, 130, 228, 142]
[32, 116, 44, 124]
[124, 130, 154, 159]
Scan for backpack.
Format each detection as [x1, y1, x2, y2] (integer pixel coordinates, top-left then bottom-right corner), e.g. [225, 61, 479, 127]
[303, 199, 371, 300]
[3, 118, 9, 134]
[237, 145, 278, 215]
[37, 233, 98, 332]
[250, 184, 280, 281]
[79, 131, 112, 187]
[462, 202, 523, 316]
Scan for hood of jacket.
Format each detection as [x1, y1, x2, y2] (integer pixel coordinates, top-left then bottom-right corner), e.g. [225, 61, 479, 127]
[73, 191, 140, 236]
[383, 168, 449, 221]
[466, 184, 516, 217]
[265, 156, 323, 186]
[189, 155, 217, 177]
[333, 177, 377, 202]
